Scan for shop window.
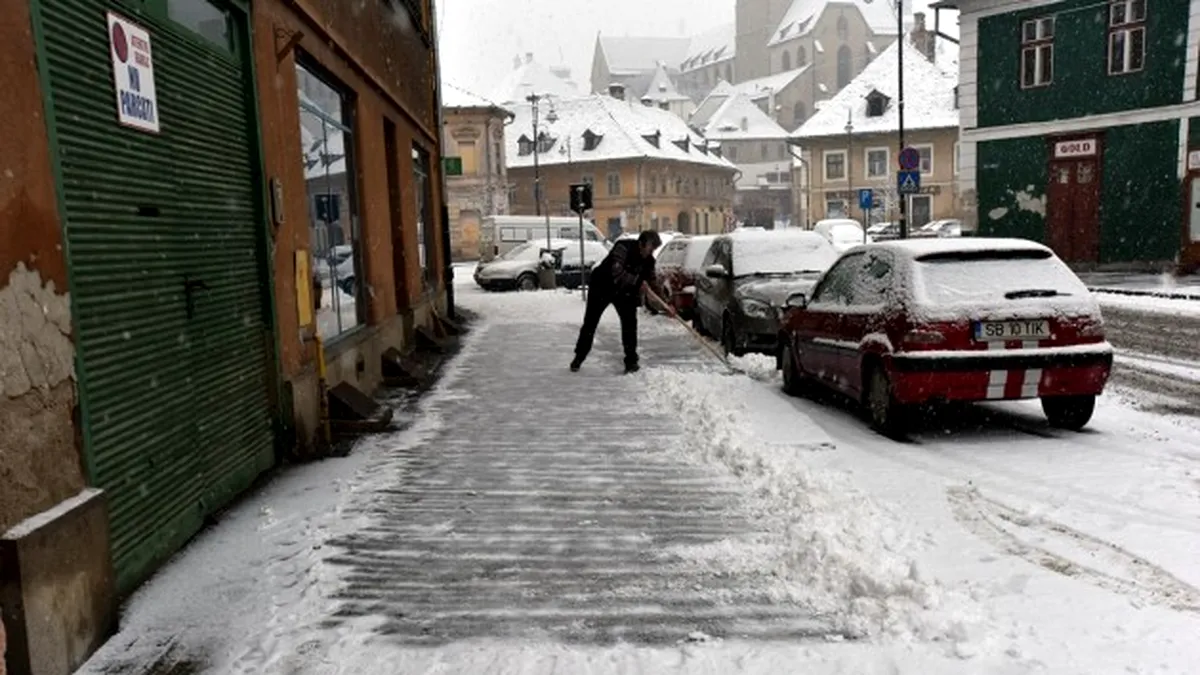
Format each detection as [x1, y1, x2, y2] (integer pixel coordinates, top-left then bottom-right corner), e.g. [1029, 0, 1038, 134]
[1108, 0, 1146, 75]
[167, 0, 231, 52]
[826, 199, 848, 218]
[1021, 16, 1054, 88]
[413, 144, 437, 287]
[297, 60, 363, 340]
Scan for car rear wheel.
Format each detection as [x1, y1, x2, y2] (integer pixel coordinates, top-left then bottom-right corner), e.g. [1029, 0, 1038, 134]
[1041, 395, 1096, 431]
[721, 318, 746, 358]
[517, 274, 538, 292]
[866, 366, 908, 439]
[780, 343, 807, 396]
[692, 311, 708, 336]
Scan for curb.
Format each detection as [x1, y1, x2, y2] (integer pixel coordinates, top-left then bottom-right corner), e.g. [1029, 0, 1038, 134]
[1088, 287, 1200, 302]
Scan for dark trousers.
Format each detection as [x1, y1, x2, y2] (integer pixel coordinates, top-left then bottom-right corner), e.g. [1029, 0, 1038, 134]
[574, 289, 639, 366]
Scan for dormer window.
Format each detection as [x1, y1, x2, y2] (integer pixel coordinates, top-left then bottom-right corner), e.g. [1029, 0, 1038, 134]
[536, 132, 556, 153]
[583, 129, 603, 151]
[866, 90, 890, 117]
[673, 138, 690, 153]
[642, 131, 661, 148]
[517, 134, 534, 156]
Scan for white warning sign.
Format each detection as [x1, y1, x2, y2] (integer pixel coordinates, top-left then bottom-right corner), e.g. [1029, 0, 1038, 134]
[108, 12, 160, 133]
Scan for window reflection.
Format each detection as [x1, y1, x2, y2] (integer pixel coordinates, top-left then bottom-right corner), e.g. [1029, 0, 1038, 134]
[297, 62, 363, 339]
[167, 0, 231, 51]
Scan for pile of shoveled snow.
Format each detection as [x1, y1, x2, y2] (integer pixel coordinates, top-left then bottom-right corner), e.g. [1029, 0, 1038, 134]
[643, 369, 992, 655]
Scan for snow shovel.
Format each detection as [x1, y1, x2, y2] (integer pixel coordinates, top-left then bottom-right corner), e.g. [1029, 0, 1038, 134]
[642, 284, 741, 375]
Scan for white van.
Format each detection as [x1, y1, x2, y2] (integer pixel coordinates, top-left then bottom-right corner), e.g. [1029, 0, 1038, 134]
[479, 215, 606, 262]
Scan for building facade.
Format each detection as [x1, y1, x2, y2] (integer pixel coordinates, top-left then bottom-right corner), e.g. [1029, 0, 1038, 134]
[952, 0, 1200, 270]
[1, 1, 447, 673]
[506, 93, 737, 237]
[442, 92, 512, 260]
[793, 38, 961, 227]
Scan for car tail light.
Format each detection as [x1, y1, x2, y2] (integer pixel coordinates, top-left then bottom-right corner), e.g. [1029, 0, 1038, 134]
[1079, 321, 1105, 338]
[904, 329, 945, 346]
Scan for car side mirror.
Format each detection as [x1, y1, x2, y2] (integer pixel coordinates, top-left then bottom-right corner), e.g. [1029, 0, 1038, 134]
[785, 292, 808, 309]
[704, 264, 728, 279]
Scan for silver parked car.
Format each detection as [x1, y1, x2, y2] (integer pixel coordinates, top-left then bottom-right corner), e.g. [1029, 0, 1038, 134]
[474, 239, 611, 291]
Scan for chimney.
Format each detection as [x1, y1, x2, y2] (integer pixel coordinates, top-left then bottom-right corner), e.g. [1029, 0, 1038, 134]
[608, 82, 626, 101]
[910, 12, 936, 62]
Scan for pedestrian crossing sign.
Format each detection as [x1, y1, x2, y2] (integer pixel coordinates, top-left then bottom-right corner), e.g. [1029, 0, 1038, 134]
[897, 170, 921, 195]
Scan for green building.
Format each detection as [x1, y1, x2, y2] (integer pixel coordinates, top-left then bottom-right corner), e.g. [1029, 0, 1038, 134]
[941, 0, 1200, 271]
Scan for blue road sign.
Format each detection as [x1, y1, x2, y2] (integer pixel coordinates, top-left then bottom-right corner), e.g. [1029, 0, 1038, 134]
[898, 146, 921, 172]
[897, 170, 921, 195]
[858, 188, 874, 211]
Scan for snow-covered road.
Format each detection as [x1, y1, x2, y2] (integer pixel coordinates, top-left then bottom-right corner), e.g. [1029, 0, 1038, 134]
[76, 274, 1200, 675]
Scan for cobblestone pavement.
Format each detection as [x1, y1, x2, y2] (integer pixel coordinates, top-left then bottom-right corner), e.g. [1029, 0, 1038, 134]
[318, 319, 830, 646]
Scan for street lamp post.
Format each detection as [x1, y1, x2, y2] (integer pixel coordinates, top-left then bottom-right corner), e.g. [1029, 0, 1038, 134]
[526, 92, 558, 289]
[845, 111, 854, 223]
[896, 0, 908, 239]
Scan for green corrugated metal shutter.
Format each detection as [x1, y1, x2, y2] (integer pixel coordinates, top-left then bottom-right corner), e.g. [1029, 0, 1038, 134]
[35, 0, 276, 594]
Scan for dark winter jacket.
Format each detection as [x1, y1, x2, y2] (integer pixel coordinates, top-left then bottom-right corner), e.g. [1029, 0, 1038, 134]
[591, 239, 656, 300]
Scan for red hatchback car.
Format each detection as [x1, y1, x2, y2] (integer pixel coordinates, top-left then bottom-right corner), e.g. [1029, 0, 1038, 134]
[652, 235, 717, 318]
[778, 238, 1114, 437]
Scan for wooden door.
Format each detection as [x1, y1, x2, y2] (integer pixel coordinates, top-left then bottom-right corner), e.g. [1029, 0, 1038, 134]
[1046, 158, 1100, 262]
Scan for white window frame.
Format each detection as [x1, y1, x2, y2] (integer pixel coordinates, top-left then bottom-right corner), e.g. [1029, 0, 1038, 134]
[823, 149, 848, 182]
[1108, 0, 1146, 76]
[1020, 17, 1055, 89]
[825, 198, 849, 219]
[865, 147, 889, 179]
[914, 143, 934, 175]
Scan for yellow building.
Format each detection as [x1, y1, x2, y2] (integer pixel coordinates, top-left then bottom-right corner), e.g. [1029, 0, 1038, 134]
[506, 88, 738, 237]
[792, 36, 962, 229]
[442, 87, 513, 260]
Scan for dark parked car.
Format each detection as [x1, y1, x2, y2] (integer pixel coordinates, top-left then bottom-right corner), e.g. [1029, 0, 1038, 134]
[777, 238, 1113, 437]
[693, 230, 839, 357]
[652, 235, 717, 318]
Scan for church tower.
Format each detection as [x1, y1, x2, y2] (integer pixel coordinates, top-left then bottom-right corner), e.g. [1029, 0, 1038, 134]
[734, 0, 792, 82]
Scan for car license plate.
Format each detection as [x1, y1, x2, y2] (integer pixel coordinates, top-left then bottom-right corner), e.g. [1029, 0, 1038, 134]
[974, 320, 1049, 341]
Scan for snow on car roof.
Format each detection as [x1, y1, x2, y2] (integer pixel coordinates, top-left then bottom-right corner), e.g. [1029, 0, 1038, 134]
[872, 237, 1053, 261]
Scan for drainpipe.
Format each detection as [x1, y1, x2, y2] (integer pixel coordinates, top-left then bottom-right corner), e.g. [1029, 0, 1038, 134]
[430, 0, 455, 320]
[787, 140, 811, 229]
[483, 114, 495, 216]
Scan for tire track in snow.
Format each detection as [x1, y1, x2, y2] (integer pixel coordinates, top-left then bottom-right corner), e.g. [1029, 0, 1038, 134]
[947, 486, 1200, 614]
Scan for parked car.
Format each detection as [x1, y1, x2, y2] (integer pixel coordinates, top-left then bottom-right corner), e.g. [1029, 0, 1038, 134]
[694, 230, 840, 357]
[915, 219, 963, 238]
[474, 238, 610, 291]
[813, 218, 872, 253]
[867, 221, 900, 241]
[618, 230, 677, 257]
[777, 238, 1113, 437]
[652, 235, 717, 318]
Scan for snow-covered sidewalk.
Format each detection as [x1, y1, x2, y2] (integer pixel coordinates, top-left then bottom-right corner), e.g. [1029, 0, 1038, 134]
[1081, 272, 1200, 301]
[76, 281, 1200, 674]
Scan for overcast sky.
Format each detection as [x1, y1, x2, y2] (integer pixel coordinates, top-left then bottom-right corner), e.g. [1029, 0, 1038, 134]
[436, 0, 957, 101]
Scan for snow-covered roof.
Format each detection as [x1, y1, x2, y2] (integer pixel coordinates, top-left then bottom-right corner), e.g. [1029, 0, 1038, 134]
[934, 36, 960, 76]
[699, 93, 790, 142]
[731, 66, 811, 101]
[733, 160, 796, 190]
[640, 64, 691, 104]
[441, 82, 510, 112]
[792, 40, 958, 140]
[681, 22, 736, 72]
[599, 36, 693, 75]
[491, 57, 582, 105]
[504, 94, 737, 171]
[688, 80, 736, 129]
[770, 0, 912, 47]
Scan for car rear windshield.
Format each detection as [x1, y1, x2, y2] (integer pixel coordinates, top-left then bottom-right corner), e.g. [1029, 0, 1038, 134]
[912, 250, 1089, 306]
[683, 240, 714, 270]
[733, 234, 839, 276]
